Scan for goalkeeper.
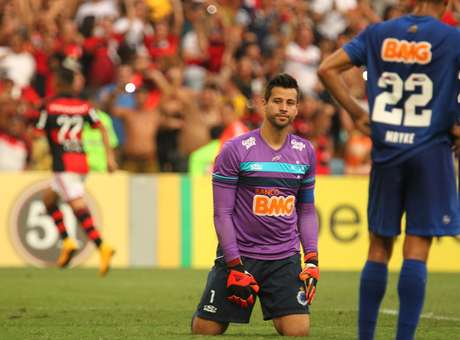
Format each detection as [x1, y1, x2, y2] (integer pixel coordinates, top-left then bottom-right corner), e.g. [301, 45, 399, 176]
[191, 74, 319, 336]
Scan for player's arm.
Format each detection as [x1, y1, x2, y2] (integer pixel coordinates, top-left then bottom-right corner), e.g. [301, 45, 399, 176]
[29, 106, 49, 140]
[212, 142, 259, 308]
[111, 106, 133, 119]
[297, 143, 319, 305]
[451, 123, 460, 155]
[34, 108, 47, 132]
[297, 203, 319, 305]
[318, 49, 369, 131]
[212, 142, 241, 265]
[318, 23, 372, 135]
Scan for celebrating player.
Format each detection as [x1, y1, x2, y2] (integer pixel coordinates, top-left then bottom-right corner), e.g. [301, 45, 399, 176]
[191, 73, 319, 336]
[36, 65, 118, 276]
[318, 1, 460, 339]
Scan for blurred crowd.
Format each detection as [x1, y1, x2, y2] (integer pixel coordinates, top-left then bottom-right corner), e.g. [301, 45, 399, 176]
[0, 0, 459, 175]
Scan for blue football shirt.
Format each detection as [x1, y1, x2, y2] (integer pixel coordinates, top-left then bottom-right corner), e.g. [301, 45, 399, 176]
[344, 15, 460, 165]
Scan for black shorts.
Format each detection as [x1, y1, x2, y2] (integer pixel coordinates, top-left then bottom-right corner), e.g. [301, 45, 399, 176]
[194, 254, 309, 323]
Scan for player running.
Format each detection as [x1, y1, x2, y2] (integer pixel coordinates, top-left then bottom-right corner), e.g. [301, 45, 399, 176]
[318, 1, 460, 339]
[36, 65, 118, 276]
[191, 73, 320, 336]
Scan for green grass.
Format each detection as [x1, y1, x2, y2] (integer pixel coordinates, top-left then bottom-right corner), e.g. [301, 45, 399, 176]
[0, 268, 459, 339]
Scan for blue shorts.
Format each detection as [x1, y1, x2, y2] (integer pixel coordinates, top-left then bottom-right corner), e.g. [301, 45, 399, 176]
[368, 142, 460, 237]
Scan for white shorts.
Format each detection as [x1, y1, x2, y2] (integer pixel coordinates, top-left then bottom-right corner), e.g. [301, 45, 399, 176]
[51, 172, 87, 202]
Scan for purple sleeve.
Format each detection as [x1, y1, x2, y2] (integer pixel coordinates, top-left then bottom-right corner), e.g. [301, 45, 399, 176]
[212, 141, 241, 264]
[297, 142, 318, 254]
[297, 203, 319, 254]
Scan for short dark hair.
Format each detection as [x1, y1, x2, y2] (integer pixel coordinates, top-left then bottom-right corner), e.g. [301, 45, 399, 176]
[56, 67, 75, 86]
[264, 73, 300, 102]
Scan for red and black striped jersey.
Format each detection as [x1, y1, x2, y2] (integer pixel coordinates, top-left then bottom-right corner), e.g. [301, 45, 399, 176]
[36, 95, 101, 173]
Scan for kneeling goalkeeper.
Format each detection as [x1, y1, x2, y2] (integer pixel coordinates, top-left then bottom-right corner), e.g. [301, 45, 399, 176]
[191, 74, 320, 336]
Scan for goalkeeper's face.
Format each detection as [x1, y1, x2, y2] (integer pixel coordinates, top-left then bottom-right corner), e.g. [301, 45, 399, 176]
[264, 87, 299, 130]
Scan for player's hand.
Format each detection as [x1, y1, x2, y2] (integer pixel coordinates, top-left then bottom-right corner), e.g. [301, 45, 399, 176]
[355, 114, 371, 136]
[450, 124, 460, 156]
[299, 252, 320, 305]
[226, 264, 260, 309]
[107, 153, 118, 173]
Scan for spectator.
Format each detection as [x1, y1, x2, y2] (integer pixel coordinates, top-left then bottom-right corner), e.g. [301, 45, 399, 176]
[0, 32, 36, 89]
[113, 0, 154, 50]
[144, 0, 183, 63]
[343, 127, 372, 175]
[178, 81, 223, 157]
[75, 0, 119, 26]
[156, 92, 187, 172]
[284, 22, 321, 96]
[98, 63, 137, 147]
[0, 0, 456, 174]
[112, 84, 160, 173]
[310, 106, 335, 175]
[181, 1, 209, 90]
[0, 101, 30, 171]
[188, 100, 248, 176]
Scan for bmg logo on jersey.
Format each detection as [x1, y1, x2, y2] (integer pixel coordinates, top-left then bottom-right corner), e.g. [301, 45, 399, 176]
[381, 38, 432, 64]
[9, 181, 96, 267]
[253, 194, 295, 217]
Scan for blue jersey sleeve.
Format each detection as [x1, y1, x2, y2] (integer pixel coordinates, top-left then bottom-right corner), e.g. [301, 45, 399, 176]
[343, 27, 370, 67]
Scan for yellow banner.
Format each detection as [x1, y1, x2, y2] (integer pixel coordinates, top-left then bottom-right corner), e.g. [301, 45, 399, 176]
[315, 176, 369, 271]
[316, 176, 460, 272]
[156, 174, 181, 268]
[0, 172, 128, 268]
[191, 176, 460, 272]
[2, 173, 458, 271]
[192, 176, 216, 268]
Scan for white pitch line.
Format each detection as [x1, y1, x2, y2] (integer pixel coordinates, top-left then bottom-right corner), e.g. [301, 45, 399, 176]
[381, 309, 460, 322]
[316, 309, 460, 322]
[380, 309, 398, 316]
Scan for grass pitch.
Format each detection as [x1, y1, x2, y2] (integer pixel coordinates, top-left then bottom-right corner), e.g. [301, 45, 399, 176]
[0, 268, 459, 339]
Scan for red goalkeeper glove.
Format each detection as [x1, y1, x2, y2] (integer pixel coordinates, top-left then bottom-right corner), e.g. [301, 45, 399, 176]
[299, 252, 320, 305]
[226, 263, 260, 309]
